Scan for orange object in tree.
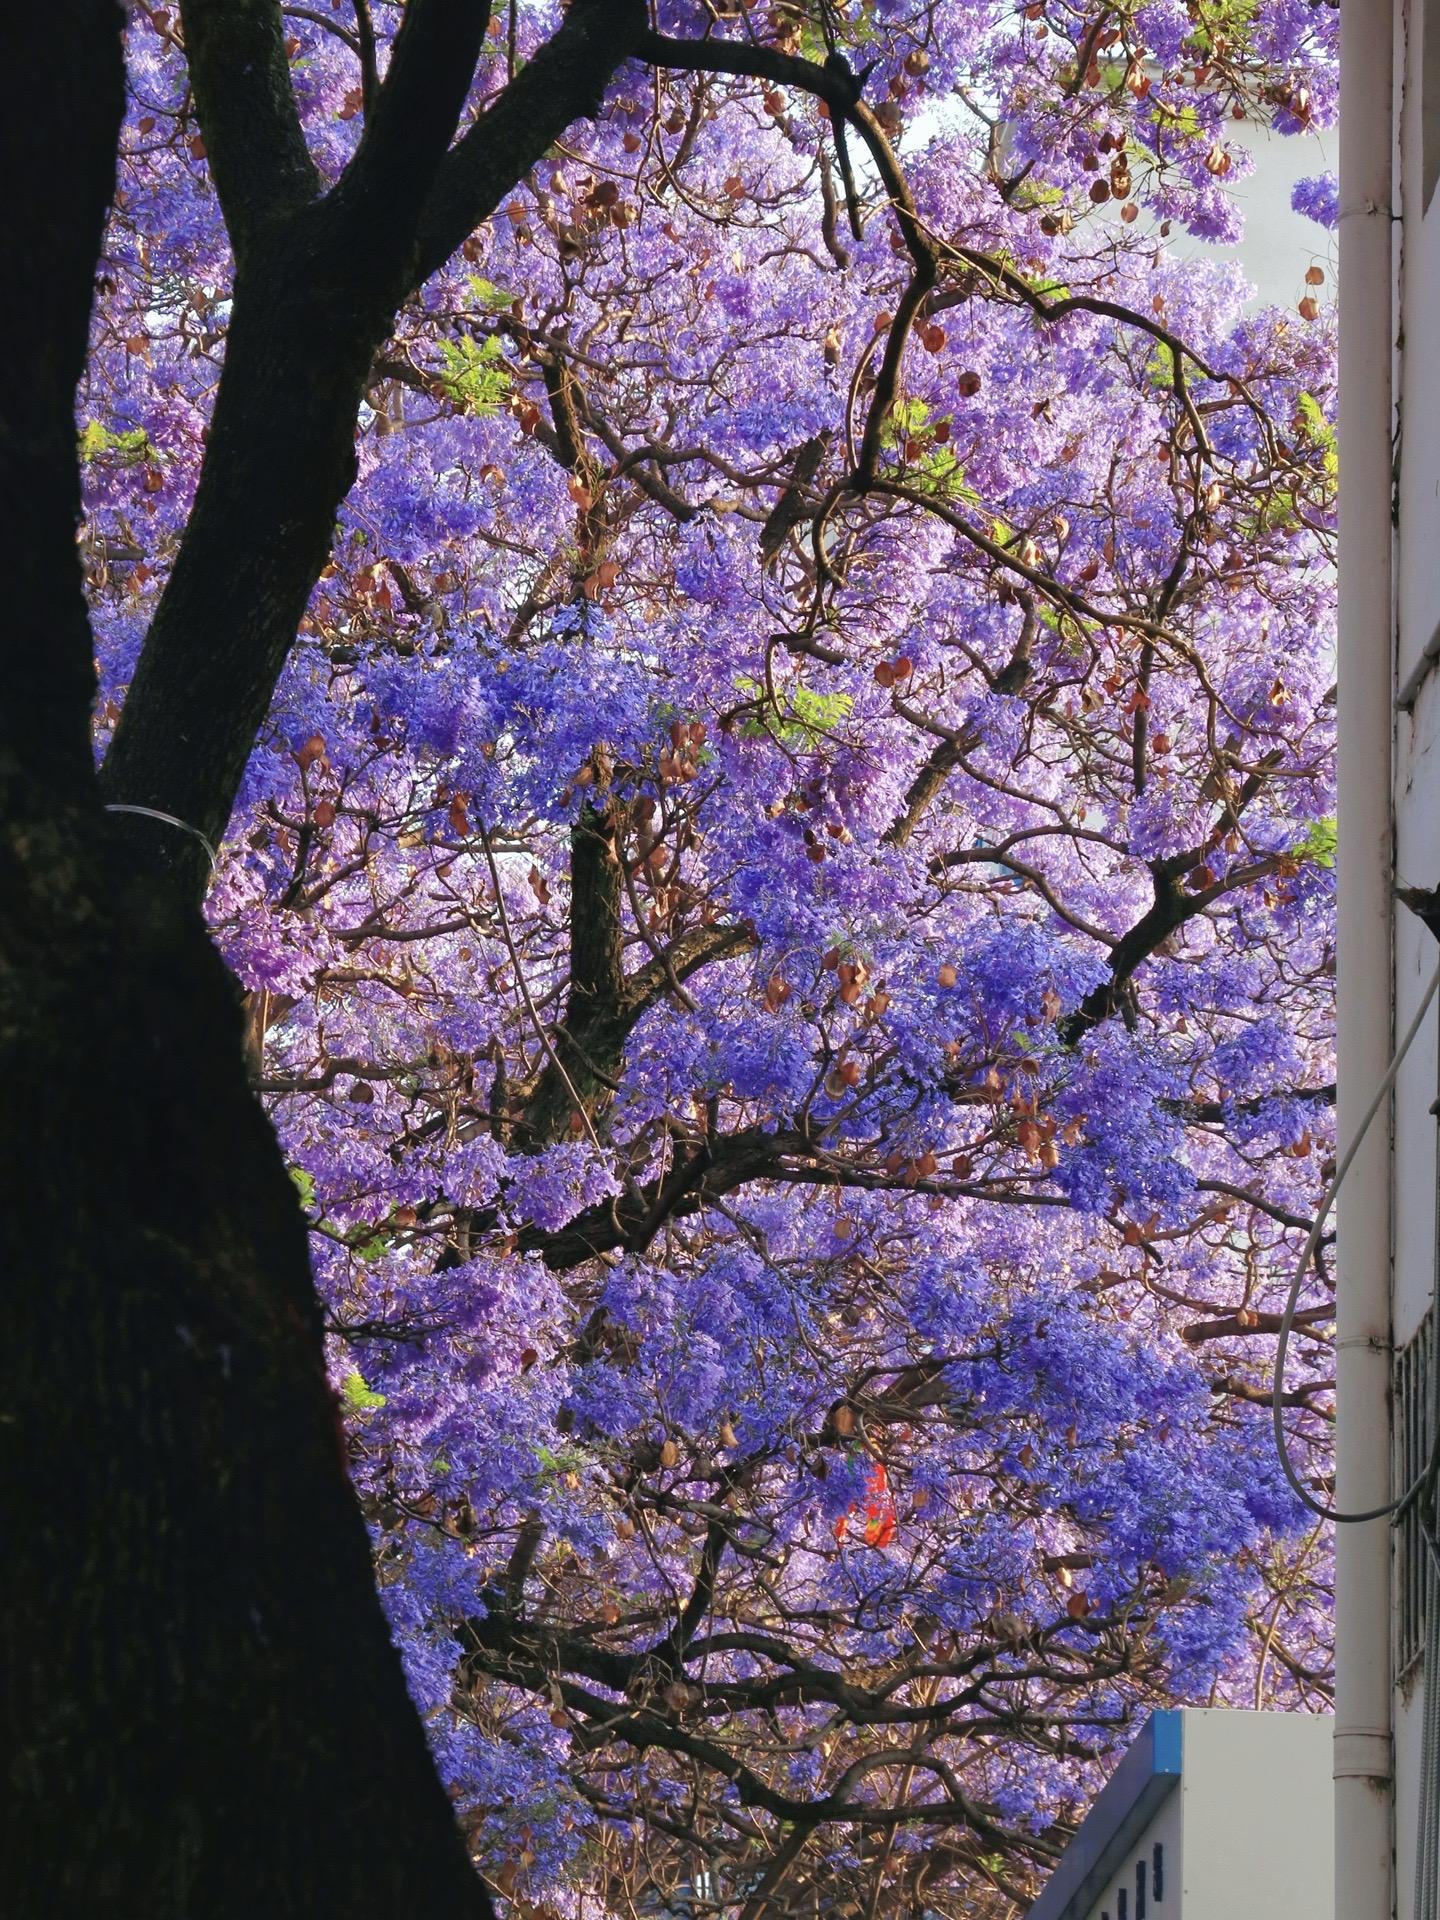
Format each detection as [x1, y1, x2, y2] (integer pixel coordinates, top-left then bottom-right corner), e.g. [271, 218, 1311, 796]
[833, 1461, 897, 1549]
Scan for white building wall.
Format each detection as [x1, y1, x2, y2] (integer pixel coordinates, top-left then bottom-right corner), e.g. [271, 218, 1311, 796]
[1397, 0, 1440, 705]
[1393, 374, 1440, 1920]
[1177, 1711, 1333, 1916]
[1389, 5, 1440, 1916]
[1069, 1713, 1332, 1920]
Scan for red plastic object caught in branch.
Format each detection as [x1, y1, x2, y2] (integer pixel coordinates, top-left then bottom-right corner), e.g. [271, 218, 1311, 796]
[833, 1461, 897, 1549]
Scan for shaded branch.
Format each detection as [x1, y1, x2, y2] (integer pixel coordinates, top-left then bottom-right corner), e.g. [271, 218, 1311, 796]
[636, 30, 858, 115]
[518, 1126, 1065, 1270]
[414, 0, 648, 287]
[516, 806, 749, 1148]
[883, 734, 975, 847]
[1170, 1082, 1335, 1124]
[1059, 857, 1278, 1045]
[178, 0, 321, 257]
[330, 0, 492, 269]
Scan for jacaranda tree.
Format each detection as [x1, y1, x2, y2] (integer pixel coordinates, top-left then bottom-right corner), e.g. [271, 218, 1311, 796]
[6, 1, 1341, 1914]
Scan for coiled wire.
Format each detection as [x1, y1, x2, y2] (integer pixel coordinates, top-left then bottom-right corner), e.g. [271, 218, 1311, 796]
[1265, 958, 1440, 1920]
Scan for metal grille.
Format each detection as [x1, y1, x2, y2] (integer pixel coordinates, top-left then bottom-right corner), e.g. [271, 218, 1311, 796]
[1395, 1308, 1436, 1682]
[1404, 983, 1440, 1920]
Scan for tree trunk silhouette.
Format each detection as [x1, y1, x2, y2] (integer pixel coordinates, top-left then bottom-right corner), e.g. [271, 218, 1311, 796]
[0, 6, 491, 1913]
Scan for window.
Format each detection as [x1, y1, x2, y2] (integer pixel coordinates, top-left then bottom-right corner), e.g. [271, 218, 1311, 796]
[1117, 1891, 1128, 1920]
[1153, 1842, 1164, 1902]
[1136, 1858, 1147, 1917]
[1394, 1308, 1436, 1680]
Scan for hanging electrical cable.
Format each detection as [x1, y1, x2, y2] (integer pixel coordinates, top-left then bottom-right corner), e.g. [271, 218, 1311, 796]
[1270, 958, 1440, 1524]
[1265, 894, 1440, 1919]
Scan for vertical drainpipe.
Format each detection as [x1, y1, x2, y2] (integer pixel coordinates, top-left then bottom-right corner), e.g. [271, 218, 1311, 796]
[1334, 0, 1396, 1915]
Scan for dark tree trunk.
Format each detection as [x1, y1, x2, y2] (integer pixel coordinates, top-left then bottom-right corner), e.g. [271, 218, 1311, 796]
[0, 9, 491, 1914]
[98, 215, 409, 888]
[5, 870, 499, 1920]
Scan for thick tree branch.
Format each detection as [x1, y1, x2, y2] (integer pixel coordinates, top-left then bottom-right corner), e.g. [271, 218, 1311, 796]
[102, 0, 653, 899]
[1215, 1374, 1332, 1409]
[518, 804, 628, 1147]
[413, 0, 648, 287]
[519, 804, 751, 1148]
[517, 1125, 781, 1266]
[636, 31, 855, 116]
[626, 919, 754, 1010]
[331, 0, 491, 268]
[1183, 1305, 1331, 1346]
[1059, 858, 1277, 1045]
[178, 0, 321, 258]
[518, 1126, 1065, 1269]
[883, 725, 981, 848]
